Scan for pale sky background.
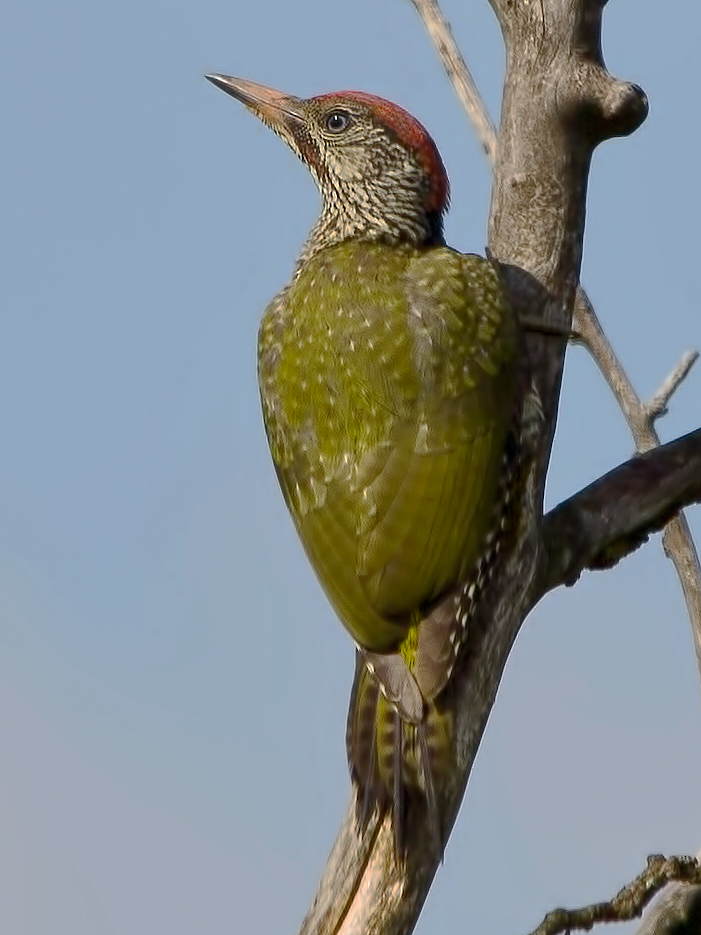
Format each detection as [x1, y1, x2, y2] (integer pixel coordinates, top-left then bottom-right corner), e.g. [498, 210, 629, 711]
[1, 0, 700, 932]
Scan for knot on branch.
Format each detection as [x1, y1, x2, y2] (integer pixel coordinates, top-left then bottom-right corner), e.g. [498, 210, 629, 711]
[564, 0, 648, 141]
[562, 64, 648, 142]
[493, 0, 649, 146]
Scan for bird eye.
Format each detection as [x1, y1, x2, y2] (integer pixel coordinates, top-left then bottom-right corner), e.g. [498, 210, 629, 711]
[324, 110, 351, 134]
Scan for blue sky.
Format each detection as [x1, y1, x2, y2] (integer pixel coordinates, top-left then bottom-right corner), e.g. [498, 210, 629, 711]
[1, 0, 700, 932]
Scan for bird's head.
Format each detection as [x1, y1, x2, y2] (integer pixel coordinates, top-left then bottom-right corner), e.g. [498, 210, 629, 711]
[206, 74, 450, 257]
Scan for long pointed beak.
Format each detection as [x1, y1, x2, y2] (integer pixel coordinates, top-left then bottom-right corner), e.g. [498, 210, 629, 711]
[205, 74, 304, 127]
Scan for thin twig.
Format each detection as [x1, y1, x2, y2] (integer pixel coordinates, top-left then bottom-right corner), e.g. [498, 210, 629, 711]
[646, 350, 699, 422]
[407, 0, 497, 160]
[407, 0, 701, 686]
[527, 855, 701, 935]
[574, 294, 701, 674]
[572, 292, 693, 453]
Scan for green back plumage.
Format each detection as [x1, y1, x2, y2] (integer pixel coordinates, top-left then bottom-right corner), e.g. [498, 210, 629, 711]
[259, 241, 517, 653]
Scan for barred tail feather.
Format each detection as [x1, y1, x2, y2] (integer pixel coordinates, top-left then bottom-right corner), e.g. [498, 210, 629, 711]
[346, 652, 452, 858]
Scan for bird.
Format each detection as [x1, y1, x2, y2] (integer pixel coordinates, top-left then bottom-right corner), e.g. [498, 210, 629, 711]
[206, 73, 522, 857]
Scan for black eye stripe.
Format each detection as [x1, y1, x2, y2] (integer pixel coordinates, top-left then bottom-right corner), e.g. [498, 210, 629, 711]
[325, 110, 351, 133]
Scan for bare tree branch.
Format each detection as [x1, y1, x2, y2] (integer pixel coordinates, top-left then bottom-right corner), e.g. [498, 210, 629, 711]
[536, 428, 701, 600]
[526, 855, 701, 935]
[297, 1, 653, 933]
[405, 9, 701, 932]
[407, 0, 701, 684]
[575, 296, 701, 677]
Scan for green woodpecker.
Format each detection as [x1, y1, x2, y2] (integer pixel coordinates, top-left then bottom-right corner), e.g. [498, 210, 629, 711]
[207, 74, 520, 854]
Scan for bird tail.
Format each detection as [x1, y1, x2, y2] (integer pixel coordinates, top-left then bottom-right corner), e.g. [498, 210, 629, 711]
[345, 652, 453, 858]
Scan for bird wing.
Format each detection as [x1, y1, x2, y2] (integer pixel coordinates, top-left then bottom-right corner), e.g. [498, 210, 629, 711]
[352, 248, 517, 617]
[258, 244, 518, 651]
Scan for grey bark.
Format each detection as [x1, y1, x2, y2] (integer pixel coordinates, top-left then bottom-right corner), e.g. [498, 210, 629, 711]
[294, 2, 699, 934]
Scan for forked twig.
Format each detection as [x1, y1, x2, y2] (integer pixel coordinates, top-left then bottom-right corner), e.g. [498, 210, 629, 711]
[574, 294, 701, 673]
